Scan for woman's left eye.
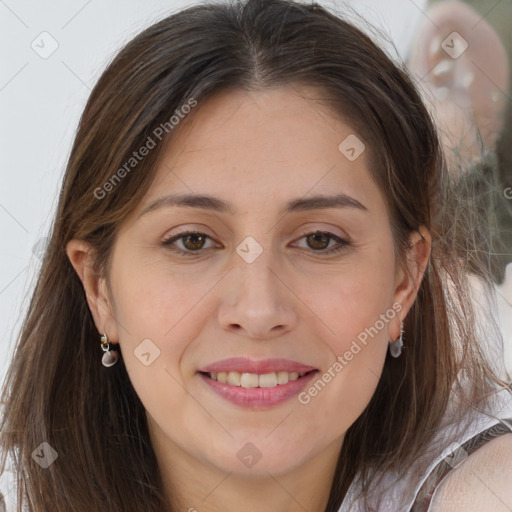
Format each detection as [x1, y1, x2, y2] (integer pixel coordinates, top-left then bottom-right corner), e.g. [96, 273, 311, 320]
[292, 231, 350, 255]
[161, 230, 350, 256]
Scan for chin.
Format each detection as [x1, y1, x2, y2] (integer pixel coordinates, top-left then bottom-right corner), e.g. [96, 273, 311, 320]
[201, 438, 313, 478]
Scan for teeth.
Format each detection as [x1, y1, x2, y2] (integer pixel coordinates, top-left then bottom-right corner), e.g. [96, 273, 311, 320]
[277, 371, 290, 384]
[227, 371, 241, 386]
[207, 370, 307, 388]
[240, 373, 259, 388]
[258, 372, 277, 387]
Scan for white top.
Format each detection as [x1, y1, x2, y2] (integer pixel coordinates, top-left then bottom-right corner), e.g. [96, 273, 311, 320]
[338, 387, 512, 511]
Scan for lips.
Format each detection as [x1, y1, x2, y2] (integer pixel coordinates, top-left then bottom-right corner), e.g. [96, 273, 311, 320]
[196, 357, 319, 409]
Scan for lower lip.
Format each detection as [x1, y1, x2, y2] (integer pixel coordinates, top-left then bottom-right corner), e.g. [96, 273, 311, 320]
[198, 371, 319, 409]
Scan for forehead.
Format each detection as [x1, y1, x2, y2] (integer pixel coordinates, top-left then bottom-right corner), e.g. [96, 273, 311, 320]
[136, 85, 383, 216]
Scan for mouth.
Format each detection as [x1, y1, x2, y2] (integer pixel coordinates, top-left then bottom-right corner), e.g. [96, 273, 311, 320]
[197, 367, 320, 409]
[199, 369, 317, 388]
[196, 357, 319, 408]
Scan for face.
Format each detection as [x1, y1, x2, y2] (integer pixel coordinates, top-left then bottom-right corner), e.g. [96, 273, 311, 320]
[85, 86, 417, 479]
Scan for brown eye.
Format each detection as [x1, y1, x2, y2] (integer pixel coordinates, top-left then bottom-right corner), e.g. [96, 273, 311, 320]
[306, 232, 331, 250]
[293, 230, 350, 255]
[162, 231, 216, 255]
[181, 233, 207, 251]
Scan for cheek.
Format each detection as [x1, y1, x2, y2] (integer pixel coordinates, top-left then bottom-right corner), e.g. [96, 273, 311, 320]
[298, 244, 395, 422]
[111, 254, 209, 337]
[298, 279, 392, 440]
[109, 262, 213, 429]
[311, 247, 397, 352]
[109, 256, 223, 387]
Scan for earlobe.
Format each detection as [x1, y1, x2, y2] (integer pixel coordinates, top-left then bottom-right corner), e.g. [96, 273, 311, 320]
[65, 239, 119, 341]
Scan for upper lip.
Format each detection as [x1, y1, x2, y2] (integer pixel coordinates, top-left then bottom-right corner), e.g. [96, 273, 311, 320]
[198, 357, 318, 374]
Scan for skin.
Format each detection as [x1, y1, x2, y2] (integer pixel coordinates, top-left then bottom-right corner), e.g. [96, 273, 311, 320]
[430, 432, 512, 511]
[67, 85, 431, 512]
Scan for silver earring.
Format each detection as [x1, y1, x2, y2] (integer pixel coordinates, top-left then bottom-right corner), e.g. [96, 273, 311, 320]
[100, 332, 119, 367]
[389, 321, 404, 358]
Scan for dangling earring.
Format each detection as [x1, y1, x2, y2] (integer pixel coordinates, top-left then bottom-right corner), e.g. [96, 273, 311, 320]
[100, 332, 119, 367]
[389, 320, 404, 358]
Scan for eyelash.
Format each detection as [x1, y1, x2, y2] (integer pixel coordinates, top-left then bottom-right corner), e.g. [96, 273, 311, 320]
[161, 230, 351, 257]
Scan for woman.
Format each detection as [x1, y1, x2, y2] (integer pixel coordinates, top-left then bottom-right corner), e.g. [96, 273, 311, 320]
[1, 0, 511, 510]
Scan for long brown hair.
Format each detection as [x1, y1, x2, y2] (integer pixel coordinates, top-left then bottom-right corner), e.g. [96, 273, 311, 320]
[0, 1, 505, 510]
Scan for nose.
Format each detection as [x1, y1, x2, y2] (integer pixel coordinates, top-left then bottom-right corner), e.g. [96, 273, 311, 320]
[217, 250, 298, 340]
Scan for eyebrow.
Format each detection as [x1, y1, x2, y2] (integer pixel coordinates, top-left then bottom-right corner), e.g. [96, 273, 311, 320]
[138, 192, 368, 219]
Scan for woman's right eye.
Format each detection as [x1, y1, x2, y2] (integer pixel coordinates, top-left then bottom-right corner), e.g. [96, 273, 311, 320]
[161, 231, 217, 255]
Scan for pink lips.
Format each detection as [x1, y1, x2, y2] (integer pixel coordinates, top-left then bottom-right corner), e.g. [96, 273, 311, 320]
[197, 357, 319, 409]
[198, 357, 317, 374]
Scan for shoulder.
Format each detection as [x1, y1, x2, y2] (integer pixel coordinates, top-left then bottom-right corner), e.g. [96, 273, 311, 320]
[429, 433, 512, 512]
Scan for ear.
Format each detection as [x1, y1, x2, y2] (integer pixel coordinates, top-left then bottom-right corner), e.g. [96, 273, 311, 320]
[390, 226, 431, 340]
[66, 239, 119, 341]
[407, 0, 509, 161]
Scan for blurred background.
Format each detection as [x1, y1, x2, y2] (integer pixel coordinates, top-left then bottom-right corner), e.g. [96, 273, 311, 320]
[1, 0, 511, 388]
